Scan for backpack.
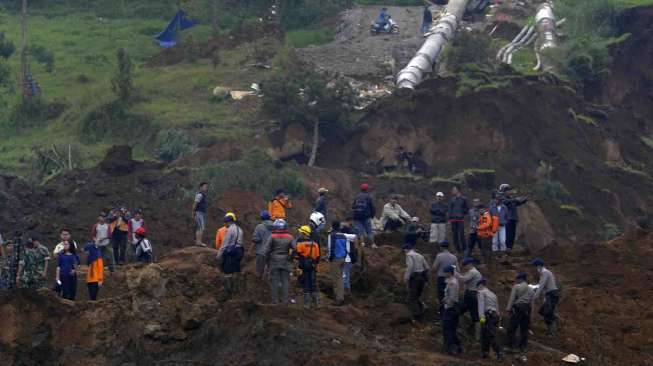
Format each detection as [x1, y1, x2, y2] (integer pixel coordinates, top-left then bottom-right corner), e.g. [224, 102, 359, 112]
[352, 196, 369, 220]
[329, 233, 348, 261]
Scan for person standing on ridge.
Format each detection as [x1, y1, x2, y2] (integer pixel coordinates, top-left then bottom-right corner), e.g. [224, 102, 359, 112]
[294, 225, 321, 309]
[442, 265, 462, 355]
[92, 216, 113, 272]
[218, 213, 244, 301]
[268, 189, 293, 221]
[314, 187, 329, 220]
[264, 219, 295, 305]
[54, 229, 79, 258]
[252, 210, 273, 279]
[477, 278, 504, 360]
[503, 188, 529, 252]
[505, 272, 535, 354]
[432, 240, 458, 317]
[328, 221, 357, 306]
[456, 257, 483, 339]
[17, 234, 50, 289]
[84, 240, 104, 301]
[192, 182, 210, 247]
[476, 204, 494, 263]
[466, 199, 481, 258]
[531, 258, 560, 336]
[380, 194, 412, 232]
[403, 243, 429, 321]
[352, 183, 377, 248]
[421, 5, 433, 35]
[109, 209, 129, 264]
[338, 219, 359, 296]
[492, 196, 508, 258]
[449, 186, 469, 254]
[128, 209, 146, 259]
[429, 192, 448, 246]
[56, 241, 80, 300]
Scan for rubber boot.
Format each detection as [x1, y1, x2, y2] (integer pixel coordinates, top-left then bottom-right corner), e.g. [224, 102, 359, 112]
[303, 293, 311, 309]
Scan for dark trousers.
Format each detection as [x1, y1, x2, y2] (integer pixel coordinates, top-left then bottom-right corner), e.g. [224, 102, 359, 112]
[506, 221, 518, 250]
[442, 307, 461, 353]
[301, 268, 317, 294]
[112, 230, 128, 264]
[540, 290, 560, 325]
[461, 290, 479, 323]
[479, 237, 492, 263]
[436, 276, 447, 316]
[384, 219, 403, 232]
[408, 272, 427, 319]
[88, 282, 100, 301]
[507, 303, 531, 350]
[450, 221, 466, 253]
[61, 275, 77, 301]
[465, 232, 479, 258]
[481, 312, 502, 356]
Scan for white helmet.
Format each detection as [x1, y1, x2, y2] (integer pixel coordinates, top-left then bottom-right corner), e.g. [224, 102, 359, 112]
[309, 212, 326, 228]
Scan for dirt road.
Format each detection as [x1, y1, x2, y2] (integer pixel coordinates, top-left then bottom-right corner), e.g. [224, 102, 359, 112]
[298, 5, 432, 81]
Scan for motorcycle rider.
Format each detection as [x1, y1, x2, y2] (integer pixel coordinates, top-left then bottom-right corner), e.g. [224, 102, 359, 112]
[375, 7, 390, 31]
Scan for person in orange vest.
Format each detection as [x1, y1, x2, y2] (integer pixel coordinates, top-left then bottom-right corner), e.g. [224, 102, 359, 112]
[476, 204, 495, 263]
[268, 189, 293, 221]
[215, 221, 229, 251]
[294, 225, 321, 309]
[83, 241, 104, 300]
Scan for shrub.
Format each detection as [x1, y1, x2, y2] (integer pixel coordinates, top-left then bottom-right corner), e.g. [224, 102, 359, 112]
[29, 45, 55, 73]
[6, 97, 67, 129]
[445, 31, 494, 72]
[80, 101, 151, 143]
[111, 48, 135, 103]
[197, 134, 217, 148]
[534, 179, 571, 203]
[601, 223, 622, 241]
[194, 149, 305, 198]
[156, 129, 193, 162]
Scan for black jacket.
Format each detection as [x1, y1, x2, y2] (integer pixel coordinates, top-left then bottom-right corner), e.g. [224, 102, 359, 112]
[430, 202, 448, 223]
[449, 196, 469, 220]
[504, 197, 528, 221]
[352, 192, 376, 220]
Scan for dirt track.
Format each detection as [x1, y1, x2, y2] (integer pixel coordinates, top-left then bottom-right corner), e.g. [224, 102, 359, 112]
[298, 5, 429, 80]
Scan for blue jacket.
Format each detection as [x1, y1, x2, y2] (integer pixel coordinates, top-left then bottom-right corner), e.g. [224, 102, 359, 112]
[377, 10, 389, 24]
[496, 204, 509, 226]
[430, 202, 448, 223]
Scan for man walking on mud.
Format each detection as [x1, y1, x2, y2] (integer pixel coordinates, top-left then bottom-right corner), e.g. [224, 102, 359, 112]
[532, 258, 560, 336]
[432, 241, 458, 317]
[442, 265, 462, 355]
[352, 183, 377, 248]
[192, 182, 210, 247]
[505, 272, 535, 354]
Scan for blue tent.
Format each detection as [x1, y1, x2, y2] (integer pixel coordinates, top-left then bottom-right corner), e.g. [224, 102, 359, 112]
[154, 10, 197, 48]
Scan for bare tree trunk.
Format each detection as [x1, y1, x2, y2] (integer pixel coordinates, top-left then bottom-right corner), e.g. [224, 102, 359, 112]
[307, 119, 319, 167]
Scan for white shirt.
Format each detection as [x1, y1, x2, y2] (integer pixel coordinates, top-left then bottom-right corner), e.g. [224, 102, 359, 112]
[54, 241, 78, 256]
[343, 233, 356, 263]
[95, 223, 110, 246]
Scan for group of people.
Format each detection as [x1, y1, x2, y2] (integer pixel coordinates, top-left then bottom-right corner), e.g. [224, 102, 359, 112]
[0, 207, 155, 301]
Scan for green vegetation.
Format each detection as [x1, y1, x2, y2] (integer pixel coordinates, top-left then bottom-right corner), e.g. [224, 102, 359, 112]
[285, 27, 335, 48]
[560, 204, 583, 216]
[355, 0, 422, 5]
[534, 161, 571, 203]
[601, 223, 622, 241]
[193, 149, 305, 198]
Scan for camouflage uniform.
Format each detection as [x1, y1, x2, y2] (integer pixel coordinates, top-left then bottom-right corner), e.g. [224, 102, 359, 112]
[19, 244, 50, 289]
[0, 248, 11, 289]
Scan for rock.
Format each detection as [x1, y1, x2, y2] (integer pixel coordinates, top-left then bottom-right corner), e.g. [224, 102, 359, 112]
[385, 303, 412, 325]
[144, 323, 163, 337]
[520, 202, 556, 252]
[99, 146, 135, 176]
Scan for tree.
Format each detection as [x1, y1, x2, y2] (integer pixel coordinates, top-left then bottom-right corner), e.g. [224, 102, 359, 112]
[0, 32, 15, 104]
[111, 48, 135, 103]
[262, 58, 356, 166]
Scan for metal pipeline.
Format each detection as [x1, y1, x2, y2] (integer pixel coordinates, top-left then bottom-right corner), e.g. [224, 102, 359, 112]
[534, 2, 557, 71]
[396, 0, 471, 89]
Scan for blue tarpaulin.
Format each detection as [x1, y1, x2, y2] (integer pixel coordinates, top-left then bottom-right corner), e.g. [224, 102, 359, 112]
[154, 10, 197, 48]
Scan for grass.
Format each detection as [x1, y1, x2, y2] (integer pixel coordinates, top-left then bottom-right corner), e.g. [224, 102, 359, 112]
[285, 27, 335, 48]
[0, 9, 272, 175]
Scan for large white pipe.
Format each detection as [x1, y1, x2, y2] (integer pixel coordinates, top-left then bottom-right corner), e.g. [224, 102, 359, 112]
[396, 0, 471, 89]
[534, 2, 557, 71]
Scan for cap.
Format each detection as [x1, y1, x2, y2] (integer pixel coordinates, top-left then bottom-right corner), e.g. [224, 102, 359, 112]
[318, 187, 329, 194]
[298, 225, 312, 236]
[531, 258, 544, 266]
[436, 192, 444, 197]
[462, 257, 475, 265]
[135, 227, 146, 236]
[444, 265, 455, 274]
[516, 272, 527, 281]
[360, 183, 369, 191]
[224, 212, 237, 222]
[260, 210, 271, 220]
[440, 240, 450, 248]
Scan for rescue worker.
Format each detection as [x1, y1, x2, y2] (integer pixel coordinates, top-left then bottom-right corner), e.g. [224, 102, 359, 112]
[252, 210, 273, 278]
[429, 192, 448, 245]
[531, 258, 560, 336]
[314, 187, 329, 219]
[432, 241, 458, 317]
[351, 183, 377, 248]
[84, 240, 104, 301]
[218, 213, 244, 301]
[264, 219, 294, 305]
[456, 257, 483, 339]
[214, 222, 227, 251]
[442, 265, 462, 355]
[268, 189, 293, 221]
[449, 186, 469, 253]
[192, 182, 210, 247]
[380, 194, 411, 232]
[403, 243, 429, 321]
[134, 227, 153, 264]
[294, 225, 320, 309]
[505, 272, 535, 353]
[476, 204, 494, 263]
[17, 234, 50, 289]
[477, 278, 504, 360]
[328, 221, 356, 306]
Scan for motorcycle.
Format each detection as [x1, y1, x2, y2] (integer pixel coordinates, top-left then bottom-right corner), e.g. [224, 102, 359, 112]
[370, 17, 399, 35]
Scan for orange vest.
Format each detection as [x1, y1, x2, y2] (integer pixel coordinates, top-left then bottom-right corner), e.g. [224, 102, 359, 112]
[296, 240, 320, 260]
[215, 226, 227, 250]
[268, 198, 293, 220]
[477, 212, 494, 238]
